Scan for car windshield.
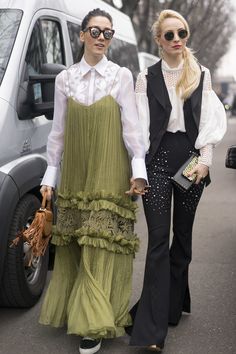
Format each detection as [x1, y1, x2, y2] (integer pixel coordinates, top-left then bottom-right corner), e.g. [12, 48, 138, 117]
[0, 9, 22, 85]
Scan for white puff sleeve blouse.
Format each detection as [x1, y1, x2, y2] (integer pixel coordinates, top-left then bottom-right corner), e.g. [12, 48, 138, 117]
[41, 56, 147, 187]
[135, 59, 227, 166]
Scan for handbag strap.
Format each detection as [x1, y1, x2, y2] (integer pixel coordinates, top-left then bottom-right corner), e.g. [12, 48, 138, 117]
[41, 192, 51, 210]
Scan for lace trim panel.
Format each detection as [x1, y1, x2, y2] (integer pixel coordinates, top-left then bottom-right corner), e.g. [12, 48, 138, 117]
[52, 208, 139, 254]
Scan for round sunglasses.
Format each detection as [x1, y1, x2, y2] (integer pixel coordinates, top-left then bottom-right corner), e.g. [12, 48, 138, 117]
[164, 29, 188, 41]
[84, 26, 115, 40]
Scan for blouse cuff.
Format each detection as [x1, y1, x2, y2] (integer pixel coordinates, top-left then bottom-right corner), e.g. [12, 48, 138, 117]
[41, 166, 59, 188]
[198, 144, 213, 167]
[131, 157, 148, 181]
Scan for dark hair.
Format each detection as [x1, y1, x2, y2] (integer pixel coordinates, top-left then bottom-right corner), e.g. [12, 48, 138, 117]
[81, 8, 113, 31]
[78, 8, 113, 61]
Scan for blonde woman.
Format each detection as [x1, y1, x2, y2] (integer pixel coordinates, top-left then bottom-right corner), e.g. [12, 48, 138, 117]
[126, 9, 227, 352]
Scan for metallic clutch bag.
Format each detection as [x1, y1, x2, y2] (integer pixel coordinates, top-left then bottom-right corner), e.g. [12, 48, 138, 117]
[171, 153, 199, 191]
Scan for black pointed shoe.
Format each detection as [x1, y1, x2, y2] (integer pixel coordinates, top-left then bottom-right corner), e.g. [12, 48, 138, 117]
[147, 342, 164, 352]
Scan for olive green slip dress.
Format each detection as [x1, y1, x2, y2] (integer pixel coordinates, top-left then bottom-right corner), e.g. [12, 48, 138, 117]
[39, 94, 139, 339]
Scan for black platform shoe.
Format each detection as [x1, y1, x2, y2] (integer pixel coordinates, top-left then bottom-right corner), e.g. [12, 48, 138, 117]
[79, 337, 102, 354]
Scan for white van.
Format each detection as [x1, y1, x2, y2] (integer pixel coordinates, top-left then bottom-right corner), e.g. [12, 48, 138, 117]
[138, 51, 159, 71]
[0, 0, 140, 308]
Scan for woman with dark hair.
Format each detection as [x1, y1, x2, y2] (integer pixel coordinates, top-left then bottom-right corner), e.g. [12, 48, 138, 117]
[39, 8, 147, 354]
[126, 9, 227, 352]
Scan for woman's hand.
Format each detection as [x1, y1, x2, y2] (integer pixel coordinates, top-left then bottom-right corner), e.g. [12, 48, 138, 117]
[40, 185, 53, 200]
[125, 178, 149, 196]
[188, 163, 209, 185]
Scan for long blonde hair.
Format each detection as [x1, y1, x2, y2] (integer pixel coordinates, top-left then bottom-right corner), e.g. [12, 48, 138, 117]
[152, 9, 201, 100]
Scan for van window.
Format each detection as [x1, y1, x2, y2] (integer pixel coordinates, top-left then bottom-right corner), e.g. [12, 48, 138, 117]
[26, 19, 64, 75]
[0, 9, 22, 85]
[25, 19, 64, 103]
[41, 20, 64, 65]
[108, 38, 140, 81]
[25, 21, 45, 75]
[67, 21, 82, 63]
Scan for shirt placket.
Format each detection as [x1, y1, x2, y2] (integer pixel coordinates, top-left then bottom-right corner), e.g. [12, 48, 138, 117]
[88, 68, 95, 105]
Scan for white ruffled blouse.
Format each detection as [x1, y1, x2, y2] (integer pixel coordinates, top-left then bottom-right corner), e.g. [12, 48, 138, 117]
[135, 59, 227, 166]
[42, 56, 147, 188]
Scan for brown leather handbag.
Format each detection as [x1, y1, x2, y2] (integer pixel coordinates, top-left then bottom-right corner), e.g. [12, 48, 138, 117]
[11, 193, 53, 264]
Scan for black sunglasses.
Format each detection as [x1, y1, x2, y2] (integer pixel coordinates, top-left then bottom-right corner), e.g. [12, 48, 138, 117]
[84, 26, 115, 40]
[164, 29, 188, 41]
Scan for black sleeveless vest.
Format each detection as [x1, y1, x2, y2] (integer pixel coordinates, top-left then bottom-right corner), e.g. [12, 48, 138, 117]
[146, 60, 210, 186]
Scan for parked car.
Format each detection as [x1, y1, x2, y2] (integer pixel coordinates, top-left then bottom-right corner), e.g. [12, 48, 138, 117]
[225, 145, 236, 169]
[138, 51, 159, 71]
[0, 0, 140, 308]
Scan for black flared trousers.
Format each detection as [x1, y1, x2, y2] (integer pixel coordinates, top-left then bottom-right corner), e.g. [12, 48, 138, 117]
[129, 132, 205, 346]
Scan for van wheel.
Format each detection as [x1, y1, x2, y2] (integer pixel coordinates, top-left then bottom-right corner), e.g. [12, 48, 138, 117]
[0, 194, 49, 308]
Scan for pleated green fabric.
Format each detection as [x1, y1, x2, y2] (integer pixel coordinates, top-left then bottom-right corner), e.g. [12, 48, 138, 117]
[39, 95, 138, 338]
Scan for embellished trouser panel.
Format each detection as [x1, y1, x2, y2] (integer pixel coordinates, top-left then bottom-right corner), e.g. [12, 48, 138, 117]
[129, 132, 204, 346]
